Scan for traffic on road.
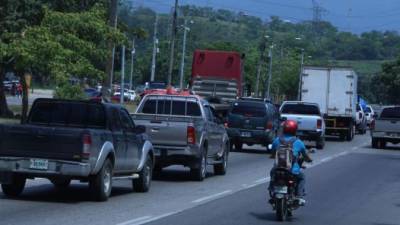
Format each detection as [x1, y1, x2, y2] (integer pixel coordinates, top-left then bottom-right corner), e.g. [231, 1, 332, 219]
[1, 1, 400, 225]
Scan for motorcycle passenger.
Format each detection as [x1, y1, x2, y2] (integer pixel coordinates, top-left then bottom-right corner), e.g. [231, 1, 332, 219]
[269, 120, 312, 205]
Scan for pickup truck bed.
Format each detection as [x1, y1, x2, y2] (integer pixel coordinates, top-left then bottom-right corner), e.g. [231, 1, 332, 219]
[371, 106, 400, 148]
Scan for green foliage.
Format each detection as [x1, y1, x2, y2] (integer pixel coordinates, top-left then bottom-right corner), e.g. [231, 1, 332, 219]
[54, 83, 85, 100]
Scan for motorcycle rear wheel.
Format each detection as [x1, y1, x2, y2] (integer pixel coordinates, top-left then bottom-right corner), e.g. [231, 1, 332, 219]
[276, 198, 288, 221]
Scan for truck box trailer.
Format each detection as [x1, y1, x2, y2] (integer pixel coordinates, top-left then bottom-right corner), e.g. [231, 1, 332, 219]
[301, 66, 358, 141]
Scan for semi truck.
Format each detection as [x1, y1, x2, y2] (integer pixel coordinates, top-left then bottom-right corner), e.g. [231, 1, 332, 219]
[190, 50, 245, 114]
[301, 66, 358, 141]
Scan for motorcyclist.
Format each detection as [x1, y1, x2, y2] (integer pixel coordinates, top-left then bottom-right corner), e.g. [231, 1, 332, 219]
[269, 120, 312, 205]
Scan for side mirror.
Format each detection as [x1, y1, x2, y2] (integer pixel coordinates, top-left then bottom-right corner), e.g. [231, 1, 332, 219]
[135, 125, 146, 134]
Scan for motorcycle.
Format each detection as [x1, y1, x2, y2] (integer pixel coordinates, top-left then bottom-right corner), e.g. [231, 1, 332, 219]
[268, 144, 306, 221]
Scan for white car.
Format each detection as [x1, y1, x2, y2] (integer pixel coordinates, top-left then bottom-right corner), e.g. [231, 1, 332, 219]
[365, 105, 375, 126]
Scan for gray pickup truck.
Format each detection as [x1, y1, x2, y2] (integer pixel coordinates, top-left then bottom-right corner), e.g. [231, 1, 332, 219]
[132, 94, 230, 181]
[280, 101, 326, 149]
[371, 106, 400, 148]
[0, 99, 154, 201]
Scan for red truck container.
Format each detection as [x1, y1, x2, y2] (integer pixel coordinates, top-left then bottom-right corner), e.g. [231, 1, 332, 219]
[191, 50, 244, 103]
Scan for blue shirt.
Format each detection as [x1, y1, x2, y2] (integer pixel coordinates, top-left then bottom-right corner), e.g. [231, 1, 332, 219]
[271, 134, 307, 174]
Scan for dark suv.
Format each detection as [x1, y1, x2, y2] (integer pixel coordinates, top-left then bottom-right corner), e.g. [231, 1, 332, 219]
[226, 98, 280, 151]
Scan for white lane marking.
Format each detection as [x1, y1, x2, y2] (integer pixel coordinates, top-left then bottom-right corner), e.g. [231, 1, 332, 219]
[127, 212, 179, 225]
[255, 177, 269, 183]
[192, 190, 232, 204]
[116, 216, 152, 225]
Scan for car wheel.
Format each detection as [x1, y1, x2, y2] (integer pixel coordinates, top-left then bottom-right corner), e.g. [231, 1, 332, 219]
[234, 141, 242, 151]
[191, 150, 207, 181]
[214, 144, 229, 175]
[346, 125, 354, 141]
[1, 175, 26, 197]
[133, 156, 153, 192]
[372, 138, 379, 148]
[90, 158, 113, 202]
[50, 178, 71, 189]
[316, 136, 325, 149]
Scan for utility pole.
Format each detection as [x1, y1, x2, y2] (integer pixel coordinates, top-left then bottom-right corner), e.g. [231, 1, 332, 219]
[129, 38, 135, 90]
[102, 0, 118, 101]
[150, 14, 158, 82]
[179, 19, 189, 89]
[110, 17, 118, 90]
[167, 0, 179, 86]
[120, 45, 125, 105]
[255, 35, 268, 97]
[297, 49, 305, 101]
[266, 45, 273, 99]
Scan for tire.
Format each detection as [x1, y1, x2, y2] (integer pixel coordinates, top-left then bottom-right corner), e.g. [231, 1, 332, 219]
[214, 144, 228, 175]
[378, 140, 387, 149]
[191, 150, 207, 181]
[346, 125, 354, 141]
[133, 156, 153, 192]
[276, 198, 287, 221]
[50, 178, 71, 189]
[90, 158, 113, 202]
[372, 138, 379, 148]
[1, 175, 26, 197]
[316, 136, 325, 149]
[234, 141, 242, 151]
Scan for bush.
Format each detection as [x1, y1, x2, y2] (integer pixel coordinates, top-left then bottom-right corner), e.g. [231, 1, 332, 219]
[54, 84, 85, 100]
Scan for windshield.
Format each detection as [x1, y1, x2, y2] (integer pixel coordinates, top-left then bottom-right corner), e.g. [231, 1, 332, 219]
[281, 104, 320, 115]
[29, 101, 106, 128]
[231, 101, 266, 117]
[149, 82, 166, 89]
[365, 107, 372, 113]
[380, 107, 400, 119]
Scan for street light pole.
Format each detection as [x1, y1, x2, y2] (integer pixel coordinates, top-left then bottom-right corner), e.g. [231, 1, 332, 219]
[129, 38, 135, 90]
[120, 45, 125, 105]
[150, 15, 158, 82]
[255, 35, 269, 97]
[167, 0, 179, 86]
[179, 19, 190, 89]
[297, 49, 304, 101]
[266, 45, 273, 99]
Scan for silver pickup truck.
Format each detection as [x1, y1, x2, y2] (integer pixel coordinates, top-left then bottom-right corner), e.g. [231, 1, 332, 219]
[0, 99, 154, 201]
[371, 106, 400, 148]
[280, 101, 326, 149]
[132, 94, 230, 181]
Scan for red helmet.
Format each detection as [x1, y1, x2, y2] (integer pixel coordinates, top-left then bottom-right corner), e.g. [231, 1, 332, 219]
[282, 120, 298, 135]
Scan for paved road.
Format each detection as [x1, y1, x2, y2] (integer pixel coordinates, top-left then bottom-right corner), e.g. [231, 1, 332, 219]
[1, 134, 399, 225]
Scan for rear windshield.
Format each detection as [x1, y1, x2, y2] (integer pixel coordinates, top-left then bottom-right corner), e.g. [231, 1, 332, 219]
[29, 101, 106, 128]
[281, 104, 320, 115]
[140, 98, 201, 116]
[380, 107, 400, 119]
[231, 102, 266, 117]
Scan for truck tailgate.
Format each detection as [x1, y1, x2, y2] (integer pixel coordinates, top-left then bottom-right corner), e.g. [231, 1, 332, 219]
[133, 114, 201, 146]
[0, 124, 84, 161]
[375, 119, 400, 133]
[281, 114, 319, 131]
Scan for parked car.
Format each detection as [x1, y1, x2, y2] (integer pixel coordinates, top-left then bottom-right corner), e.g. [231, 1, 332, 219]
[280, 101, 326, 149]
[84, 88, 102, 101]
[365, 105, 375, 126]
[0, 98, 154, 201]
[132, 93, 230, 181]
[371, 106, 400, 149]
[356, 104, 368, 134]
[226, 98, 280, 151]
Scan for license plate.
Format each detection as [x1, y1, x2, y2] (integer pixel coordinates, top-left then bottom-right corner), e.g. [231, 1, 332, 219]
[240, 132, 251, 137]
[274, 186, 288, 194]
[30, 159, 48, 170]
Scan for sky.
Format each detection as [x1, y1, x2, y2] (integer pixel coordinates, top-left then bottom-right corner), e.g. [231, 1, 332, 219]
[130, 0, 400, 34]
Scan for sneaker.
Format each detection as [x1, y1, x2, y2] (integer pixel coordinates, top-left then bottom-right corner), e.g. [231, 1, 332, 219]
[297, 198, 306, 206]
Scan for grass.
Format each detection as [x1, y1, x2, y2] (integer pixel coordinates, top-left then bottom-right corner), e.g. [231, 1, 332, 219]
[0, 118, 19, 124]
[124, 103, 138, 113]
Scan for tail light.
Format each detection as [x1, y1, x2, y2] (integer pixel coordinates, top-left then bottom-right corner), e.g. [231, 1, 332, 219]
[265, 121, 273, 131]
[317, 119, 322, 129]
[187, 125, 196, 145]
[82, 134, 92, 159]
[370, 119, 375, 130]
[224, 122, 229, 128]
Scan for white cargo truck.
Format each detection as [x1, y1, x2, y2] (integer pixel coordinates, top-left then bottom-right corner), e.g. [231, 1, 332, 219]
[301, 66, 357, 141]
